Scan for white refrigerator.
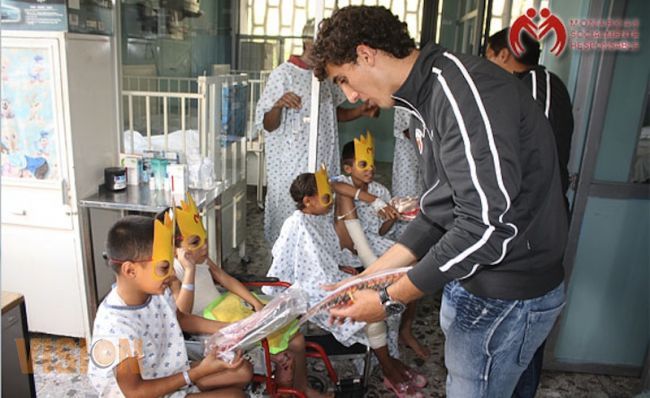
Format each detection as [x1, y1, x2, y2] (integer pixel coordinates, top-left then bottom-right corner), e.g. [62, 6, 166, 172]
[1, 31, 119, 339]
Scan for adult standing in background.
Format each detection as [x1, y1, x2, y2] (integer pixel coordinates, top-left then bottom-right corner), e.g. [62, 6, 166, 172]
[255, 20, 378, 244]
[486, 27, 575, 398]
[486, 28, 574, 203]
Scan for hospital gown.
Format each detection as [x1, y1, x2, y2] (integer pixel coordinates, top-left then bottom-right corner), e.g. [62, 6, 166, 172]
[391, 108, 425, 239]
[263, 210, 398, 353]
[255, 62, 346, 244]
[88, 287, 198, 397]
[334, 175, 396, 257]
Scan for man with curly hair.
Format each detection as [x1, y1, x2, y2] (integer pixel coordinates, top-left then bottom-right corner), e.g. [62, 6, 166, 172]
[313, 6, 568, 397]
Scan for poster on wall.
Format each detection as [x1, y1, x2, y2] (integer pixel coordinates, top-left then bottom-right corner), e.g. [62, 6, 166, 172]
[0, 0, 67, 31]
[1, 46, 60, 182]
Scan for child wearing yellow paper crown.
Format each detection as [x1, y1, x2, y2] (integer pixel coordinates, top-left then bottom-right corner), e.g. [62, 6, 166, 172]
[330, 131, 400, 266]
[265, 167, 426, 396]
[87, 214, 252, 398]
[331, 132, 432, 362]
[158, 193, 331, 398]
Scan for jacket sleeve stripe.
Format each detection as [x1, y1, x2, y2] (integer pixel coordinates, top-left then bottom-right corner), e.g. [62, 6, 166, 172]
[432, 66, 498, 273]
[544, 69, 551, 118]
[530, 70, 537, 100]
[442, 53, 519, 265]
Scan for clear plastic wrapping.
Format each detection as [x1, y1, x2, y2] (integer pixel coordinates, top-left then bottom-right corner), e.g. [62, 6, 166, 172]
[204, 286, 309, 361]
[390, 196, 420, 221]
[298, 266, 412, 326]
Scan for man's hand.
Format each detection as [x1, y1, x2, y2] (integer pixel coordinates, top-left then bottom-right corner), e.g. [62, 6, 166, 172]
[273, 92, 302, 109]
[321, 274, 360, 292]
[329, 289, 386, 324]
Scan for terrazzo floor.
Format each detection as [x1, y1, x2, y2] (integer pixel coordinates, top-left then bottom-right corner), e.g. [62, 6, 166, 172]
[28, 163, 645, 397]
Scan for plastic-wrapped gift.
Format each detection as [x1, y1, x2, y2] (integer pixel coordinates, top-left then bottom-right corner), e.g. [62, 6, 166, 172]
[389, 196, 420, 221]
[204, 286, 309, 361]
[203, 292, 298, 355]
[299, 267, 412, 326]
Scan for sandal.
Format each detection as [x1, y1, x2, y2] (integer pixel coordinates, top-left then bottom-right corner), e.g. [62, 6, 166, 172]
[383, 377, 424, 398]
[405, 370, 428, 389]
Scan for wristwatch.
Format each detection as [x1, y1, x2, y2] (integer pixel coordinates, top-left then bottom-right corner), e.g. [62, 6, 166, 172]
[378, 287, 406, 316]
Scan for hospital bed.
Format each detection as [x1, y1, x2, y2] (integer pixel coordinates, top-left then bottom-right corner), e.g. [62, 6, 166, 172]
[120, 73, 249, 263]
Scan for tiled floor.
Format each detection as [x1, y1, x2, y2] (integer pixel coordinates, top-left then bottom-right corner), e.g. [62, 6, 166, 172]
[30, 164, 645, 397]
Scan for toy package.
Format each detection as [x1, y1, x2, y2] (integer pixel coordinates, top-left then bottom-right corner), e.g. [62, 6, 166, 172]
[204, 286, 309, 361]
[298, 267, 412, 326]
[390, 196, 420, 221]
[204, 268, 412, 361]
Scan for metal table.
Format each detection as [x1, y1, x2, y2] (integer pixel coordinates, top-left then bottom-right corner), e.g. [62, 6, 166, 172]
[79, 183, 224, 325]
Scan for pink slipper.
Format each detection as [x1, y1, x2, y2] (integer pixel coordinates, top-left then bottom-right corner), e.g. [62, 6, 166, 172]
[383, 377, 424, 398]
[405, 370, 428, 389]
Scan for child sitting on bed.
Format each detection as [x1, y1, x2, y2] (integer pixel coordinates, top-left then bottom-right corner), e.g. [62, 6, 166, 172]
[264, 170, 426, 397]
[88, 215, 252, 398]
[157, 194, 330, 398]
[331, 133, 430, 360]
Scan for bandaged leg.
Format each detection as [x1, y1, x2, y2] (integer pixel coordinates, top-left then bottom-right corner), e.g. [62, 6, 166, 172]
[364, 321, 387, 350]
[344, 219, 378, 267]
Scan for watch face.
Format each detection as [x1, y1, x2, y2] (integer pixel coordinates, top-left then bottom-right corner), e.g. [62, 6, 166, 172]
[385, 301, 406, 316]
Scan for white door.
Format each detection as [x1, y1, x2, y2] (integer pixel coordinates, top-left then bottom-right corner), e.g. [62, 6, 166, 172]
[1, 34, 89, 338]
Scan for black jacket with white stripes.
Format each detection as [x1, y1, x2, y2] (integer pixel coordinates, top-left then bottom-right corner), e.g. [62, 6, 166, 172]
[516, 65, 574, 196]
[395, 43, 567, 300]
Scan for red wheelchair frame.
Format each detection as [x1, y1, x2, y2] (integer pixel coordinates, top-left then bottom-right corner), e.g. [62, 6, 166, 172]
[243, 280, 339, 398]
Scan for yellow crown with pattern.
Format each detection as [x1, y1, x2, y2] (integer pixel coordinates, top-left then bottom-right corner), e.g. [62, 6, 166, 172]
[176, 192, 206, 249]
[315, 164, 332, 207]
[152, 210, 174, 277]
[354, 131, 374, 171]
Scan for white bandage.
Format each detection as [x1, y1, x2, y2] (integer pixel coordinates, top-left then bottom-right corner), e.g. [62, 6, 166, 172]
[364, 321, 387, 349]
[343, 219, 377, 267]
[370, 198, 388, 214]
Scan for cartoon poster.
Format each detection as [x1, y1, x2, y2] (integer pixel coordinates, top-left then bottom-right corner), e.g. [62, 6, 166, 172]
[1, 46, 59, 181]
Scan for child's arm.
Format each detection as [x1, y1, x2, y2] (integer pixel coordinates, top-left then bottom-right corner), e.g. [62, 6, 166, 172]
[170, 248, 196, 313]
[379, 218, 398, 236]
[206, 258, 265, 312]
[115, 351, 246, 397]
[331, 181, 376, 203]
[177, 309, 227, 335]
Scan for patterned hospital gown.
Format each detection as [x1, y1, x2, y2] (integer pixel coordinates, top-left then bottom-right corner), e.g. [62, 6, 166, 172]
[263, 210, 399, 353]
[88, 287, 197, 397]
[391, 108, 425, 239]
[255, 62, 346, 244]
[334, 175, 396, 257]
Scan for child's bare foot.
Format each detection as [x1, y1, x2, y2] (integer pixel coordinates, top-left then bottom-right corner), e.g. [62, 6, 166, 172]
[399, 330, 430, 360]
[381, 359, 410, 386]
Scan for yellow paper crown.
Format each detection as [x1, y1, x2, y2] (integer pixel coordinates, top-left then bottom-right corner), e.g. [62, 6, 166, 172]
[354, 131, 374, 171]
[315, 164, 332, 207]
[152, 210, 174, 278]
[176, 192, 206, 249]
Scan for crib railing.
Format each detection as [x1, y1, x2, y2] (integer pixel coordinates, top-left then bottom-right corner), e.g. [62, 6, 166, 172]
[120, 74, 249, 189]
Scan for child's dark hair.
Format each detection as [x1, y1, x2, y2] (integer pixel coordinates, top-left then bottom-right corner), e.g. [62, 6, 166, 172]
[341, 141, 355, 168]
[487, 28, 540, 66]
[290, 173, 317, 210]
[105, 215, 154, 274]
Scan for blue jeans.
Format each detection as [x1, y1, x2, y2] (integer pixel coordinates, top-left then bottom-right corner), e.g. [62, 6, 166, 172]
[440, 280, 565, 398]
